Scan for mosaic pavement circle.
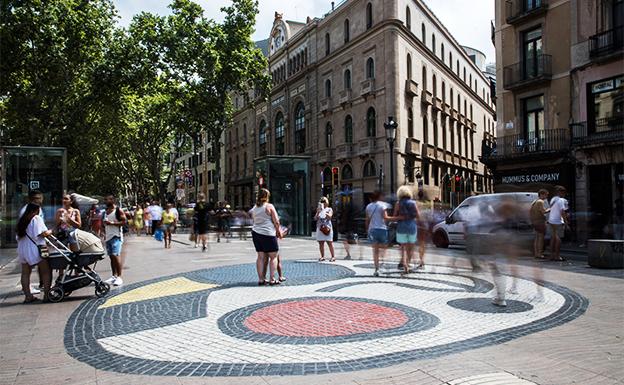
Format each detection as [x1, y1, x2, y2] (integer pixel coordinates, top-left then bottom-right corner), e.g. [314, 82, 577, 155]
[64, 260, 588, 377]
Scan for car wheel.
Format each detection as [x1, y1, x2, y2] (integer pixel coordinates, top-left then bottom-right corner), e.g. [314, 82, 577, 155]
[433, 231, 449, 248]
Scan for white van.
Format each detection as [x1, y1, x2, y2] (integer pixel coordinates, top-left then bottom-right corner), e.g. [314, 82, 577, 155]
[432, 192, 539, 248]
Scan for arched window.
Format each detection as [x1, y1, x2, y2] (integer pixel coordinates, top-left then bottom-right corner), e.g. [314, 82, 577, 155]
[325, 122, 333, 148]
[366, 3, 373, 29]
[406, 7, 411, 30]
[470, 104, 473, 121]
[366, 57, 375, 79]
[325, 79, 332, 98]
[469, 74, 472, 88]
[259, 119, 267, 156]
[407, 54, 412, 80]
[407, 108, 414, 138]
[456, 60, 460, 75]
[345, 115, 353, 143]
[421, 23, 426, 44]
[274, 112, 285, 155]
[441, 43, 445, 61]
[344, 19, 350, 43]
[344, 69, 351, 89]
[423, 116, 429, 143]
[366, 107, 376, 137]
[450, 88, 454, 107]
[342, 164, 353, 180]
[463, 67, 466, 82]
[325, 33, 330, 55]
[432, 34, 436, 54]
[432, 74, 437, 97]
[449, 51, 452, 67]
[422, 66, 427, 90]
[442, 81, 446, 102]
[363, 160, 376, 177]
[294, 102, 306, 153]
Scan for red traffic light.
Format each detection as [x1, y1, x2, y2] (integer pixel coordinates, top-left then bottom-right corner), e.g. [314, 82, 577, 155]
[332, 167, 339, 174]
[455, 175, 461, 182]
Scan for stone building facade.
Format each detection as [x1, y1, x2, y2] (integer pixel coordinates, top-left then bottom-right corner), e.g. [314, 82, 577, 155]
[226, 0, 496, 213]
[488, 0, 622, 241]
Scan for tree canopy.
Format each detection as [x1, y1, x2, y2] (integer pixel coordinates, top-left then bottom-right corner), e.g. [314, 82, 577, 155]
[0, 0, 268, 198]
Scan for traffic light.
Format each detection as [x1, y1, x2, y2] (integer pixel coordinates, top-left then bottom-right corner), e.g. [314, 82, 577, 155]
[454, 175, 462, 192]
[450, 175, 456, 192]
[332, 167, 339, 187]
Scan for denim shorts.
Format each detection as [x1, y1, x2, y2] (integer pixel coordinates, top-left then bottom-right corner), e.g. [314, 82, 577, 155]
[368, 228, 388, 244]
[106, 236, 123, 256]
[396, 232, 417, 244]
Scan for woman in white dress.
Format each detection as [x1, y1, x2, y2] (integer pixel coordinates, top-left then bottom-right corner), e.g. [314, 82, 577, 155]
[314, 197, 335, 262]
[16, 203, 52, 303]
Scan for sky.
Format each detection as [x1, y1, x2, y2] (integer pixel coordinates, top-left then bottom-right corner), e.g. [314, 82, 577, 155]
[112, 0, 495, 63]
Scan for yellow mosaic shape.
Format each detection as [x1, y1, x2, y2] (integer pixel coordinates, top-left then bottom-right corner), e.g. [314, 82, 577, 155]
[99, 277, 218, 309]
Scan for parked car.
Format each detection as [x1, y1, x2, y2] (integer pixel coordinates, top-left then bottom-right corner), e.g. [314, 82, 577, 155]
[432, 192, 540, 249]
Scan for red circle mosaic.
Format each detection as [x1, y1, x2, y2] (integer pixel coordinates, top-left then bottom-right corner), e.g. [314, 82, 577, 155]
[243, 299, 408, 337]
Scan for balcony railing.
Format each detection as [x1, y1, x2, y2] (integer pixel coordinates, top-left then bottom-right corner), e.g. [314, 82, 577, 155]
[339, 89, 352, 104]
[405, 79, 419, 98]
[336, 144, 354, 159]
[506, 0, 548, 24]
[317, 149, 333, 163]
[503, 54, 552, 90]
[491, 128, 570, 158]
[360, 78, 375, 96]
[589, 26, 624, 59]
[357, 138, 377, 155]
[571, 116, 624, 146]
[320, 98, 332, 112]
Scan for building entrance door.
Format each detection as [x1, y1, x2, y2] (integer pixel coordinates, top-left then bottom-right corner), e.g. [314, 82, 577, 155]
[588, 165, 614, 238]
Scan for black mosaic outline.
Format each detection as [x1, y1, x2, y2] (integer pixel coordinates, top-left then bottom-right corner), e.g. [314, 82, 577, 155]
[64, 263, 589, 377]
[218, 296, 440, 344]
[447, 298, 534, 314]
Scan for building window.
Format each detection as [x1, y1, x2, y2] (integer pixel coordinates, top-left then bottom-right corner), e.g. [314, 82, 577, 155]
[325, 78, 332, 98]
[344, 19, 350, 43]
[325, 122, 333, 148]
[363, 160, 376, 177]
[422, 66, 427, 90]
[366, 3, 373, 29]
[433, 118, 439, 147]
[469, 74, 472, 88]
[441, 43, 445, 62]
[274, 112, 285, 155]
[433, 75, 437, 97]
[442, 81, 446, 102]
[366, 57, 375, 79]
[406, 6, 411, 30]
[243, 152, 247, 173]
[421, 23, 426, 44]
[423, 116, 429, 143]
[366, 107, 376, 137]
[342, 164, 353, 180]
[407, 108, 414, 137]
[259, 119, 267, 156]
[456, 60, 460, 75]
[463, 67, 466, 82]
[407, 54, 412, 80]
[523, 27, 542, 78]
[294, 102, 306, 153]
[523, 94, 544, 146]
[325, 33, 330, 56]
[432, 34, 436, 54]
[450, 88, 454, 107]
[433, 164, 439, 186]
[457, 127, 462, 156]
[345, 115, 353, 143]
[344, 69, 351, 89]
[589, 75, 624, 133]
[449, 51, 452, 67]
[243, 123, 247, 143]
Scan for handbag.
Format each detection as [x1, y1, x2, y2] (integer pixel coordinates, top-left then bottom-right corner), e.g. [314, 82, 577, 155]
[26, 233, 50, 259]
[320, 224, 331, 236]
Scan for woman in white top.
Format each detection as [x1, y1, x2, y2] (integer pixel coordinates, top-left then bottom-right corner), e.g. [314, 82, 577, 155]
[16, 203, 52, 303]
[250, 188, 283, 285]
[314, 197, 335, 262]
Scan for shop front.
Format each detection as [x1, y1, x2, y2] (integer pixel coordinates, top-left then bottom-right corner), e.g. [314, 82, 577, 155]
[494, 163, 575, 195]
[254, 156, 310, 236]
[1, 147, 67, 247]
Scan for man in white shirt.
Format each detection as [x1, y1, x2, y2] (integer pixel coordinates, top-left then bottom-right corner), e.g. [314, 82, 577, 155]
[547, 186, 569, 261]
[103, 194, 127, 286]
[146, 200, 163, 235]
[18, 190, 45, 220]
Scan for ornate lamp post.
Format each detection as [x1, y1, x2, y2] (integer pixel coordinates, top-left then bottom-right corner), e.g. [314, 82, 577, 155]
[384, 116, 398, 196]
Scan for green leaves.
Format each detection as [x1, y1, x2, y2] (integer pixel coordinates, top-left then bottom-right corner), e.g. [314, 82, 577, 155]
[1, 0, 268, 198]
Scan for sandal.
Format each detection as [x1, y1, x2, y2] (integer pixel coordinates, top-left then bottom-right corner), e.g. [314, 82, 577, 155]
[535, 255, 547, 260]
[258, 280, 266, 286]
[318, 257, 326, 261]
[279, 277, 286, 282]
[23, 297, 40, 304]
[269, 279, 281, 286]
[329, 257, 336, 262]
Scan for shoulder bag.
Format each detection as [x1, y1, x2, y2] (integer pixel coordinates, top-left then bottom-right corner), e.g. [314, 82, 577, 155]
[26, 233, 50, 259]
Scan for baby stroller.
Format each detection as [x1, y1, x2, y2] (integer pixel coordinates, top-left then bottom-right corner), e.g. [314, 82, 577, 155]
[46, 232, 110, 303]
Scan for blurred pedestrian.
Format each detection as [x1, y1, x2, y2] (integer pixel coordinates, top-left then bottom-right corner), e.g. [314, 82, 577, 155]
[365, 191, 390, 277]
[530, 189, 550, 259]
[143, 202, 152, 235]
[162, 202, 177, 249]
[315, 197, 336, 262]
[216, 202, 232, 242]
[146, 199, 163, 235]
[613, 198, 623, 240]
[16, 203, 52, 303]
[103, 194, 127, 286]
[339, 199, 359, 260]
[250, 188, 283, 285]
[547, 186, 569, 261]
[133, 204, 144, 236]
[194, 193, 210, 251]
[392, 186, 419, 275]
[88, 204, 103, 238]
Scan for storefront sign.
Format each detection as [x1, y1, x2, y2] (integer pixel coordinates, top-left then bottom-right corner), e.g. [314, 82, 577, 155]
[29, 180, 40, 190]
[501, 172, 560, 184]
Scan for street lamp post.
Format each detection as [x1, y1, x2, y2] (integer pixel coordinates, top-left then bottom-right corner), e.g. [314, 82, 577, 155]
[384, 116, 398, 196]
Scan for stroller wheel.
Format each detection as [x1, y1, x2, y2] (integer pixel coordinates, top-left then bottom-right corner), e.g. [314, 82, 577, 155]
[48, 287, 64, 303]
[95, 282, 110, 298]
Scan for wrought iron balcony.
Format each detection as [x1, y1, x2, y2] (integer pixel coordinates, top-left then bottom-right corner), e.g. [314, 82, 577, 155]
[489, 128, 570, 159]
[506, 0, 548, 25]
[589, 26, 624, 60]
[503, 54, 552, 90]
[571, 116, 624, 146]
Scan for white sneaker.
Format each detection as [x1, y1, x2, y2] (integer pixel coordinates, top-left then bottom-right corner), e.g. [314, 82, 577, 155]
[30, 286, 41, 295]
[492, 297, 507, 307]
[113, 277, 123, 286]
[194, 244, 198, 248]
[104, 276, 116, 284]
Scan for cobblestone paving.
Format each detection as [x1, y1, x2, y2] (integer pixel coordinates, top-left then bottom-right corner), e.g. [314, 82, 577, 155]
[63, 259, 588, 377]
